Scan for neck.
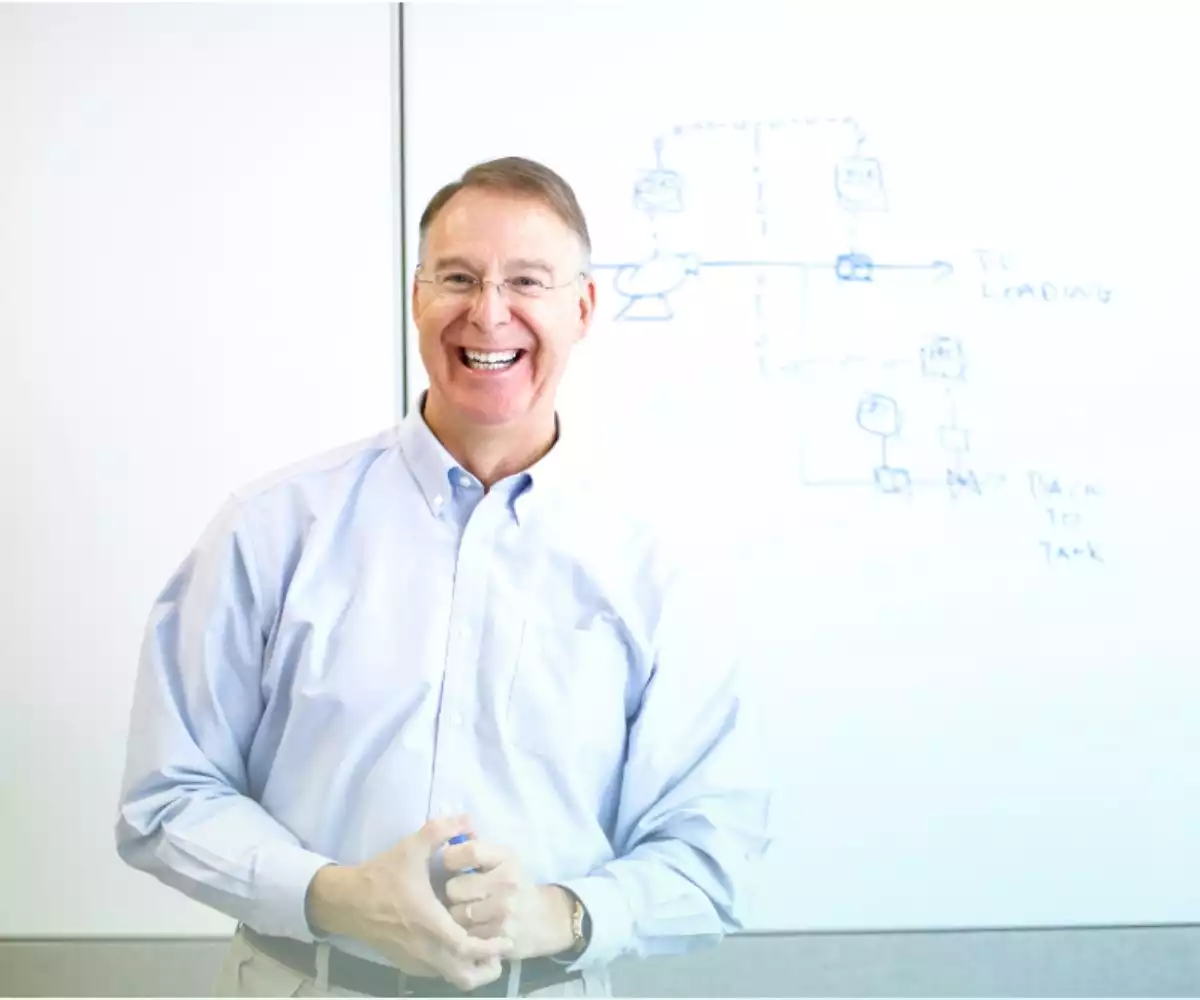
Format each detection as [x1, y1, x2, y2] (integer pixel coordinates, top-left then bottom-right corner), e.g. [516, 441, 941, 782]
[421, 393, 558, 489]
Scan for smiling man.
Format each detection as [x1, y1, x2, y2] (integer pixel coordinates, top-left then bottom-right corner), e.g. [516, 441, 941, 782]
[116, 157, 771, 998]
[412, 171, 590, 485]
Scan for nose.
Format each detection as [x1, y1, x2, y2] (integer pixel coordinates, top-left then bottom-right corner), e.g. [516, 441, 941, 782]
[467, 279, 512, 329]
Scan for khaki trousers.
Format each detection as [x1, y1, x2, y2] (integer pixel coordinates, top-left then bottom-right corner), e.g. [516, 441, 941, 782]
[214, 926, 612, 998]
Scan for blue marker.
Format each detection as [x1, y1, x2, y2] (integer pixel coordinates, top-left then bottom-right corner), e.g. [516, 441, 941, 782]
[447, 833, 477, 873]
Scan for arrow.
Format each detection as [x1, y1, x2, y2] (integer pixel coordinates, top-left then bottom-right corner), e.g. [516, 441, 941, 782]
[874, 260, 954, 278]
[704, 257, 953, 279]
[701, 259, 831, 269]
[589, 256, 955, 279]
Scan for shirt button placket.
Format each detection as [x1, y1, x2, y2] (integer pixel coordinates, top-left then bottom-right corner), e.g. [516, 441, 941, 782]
[429, 499, 492, 819]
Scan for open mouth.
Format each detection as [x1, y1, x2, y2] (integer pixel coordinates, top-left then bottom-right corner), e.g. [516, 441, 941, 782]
[459, 348, 525, 371]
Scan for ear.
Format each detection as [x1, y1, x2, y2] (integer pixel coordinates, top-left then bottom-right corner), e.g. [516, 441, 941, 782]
[575, 274, 597, 341]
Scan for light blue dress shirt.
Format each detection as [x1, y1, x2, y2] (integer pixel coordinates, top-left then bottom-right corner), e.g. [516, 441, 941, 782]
[116, 399, 772, 971]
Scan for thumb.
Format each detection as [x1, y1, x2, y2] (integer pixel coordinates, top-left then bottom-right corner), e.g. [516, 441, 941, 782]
[415, 814, 474, 856]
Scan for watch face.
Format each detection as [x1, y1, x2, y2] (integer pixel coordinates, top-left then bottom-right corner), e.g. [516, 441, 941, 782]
[572, 898, 587, 950]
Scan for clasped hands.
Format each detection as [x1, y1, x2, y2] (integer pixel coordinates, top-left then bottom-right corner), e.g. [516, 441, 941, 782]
[306, 815, 576, 993]
[441, 828, 576, 961]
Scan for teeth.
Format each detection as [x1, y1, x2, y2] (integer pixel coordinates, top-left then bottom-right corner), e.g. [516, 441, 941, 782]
[464, 349, 518, 363]
[462, 348, 520, 371]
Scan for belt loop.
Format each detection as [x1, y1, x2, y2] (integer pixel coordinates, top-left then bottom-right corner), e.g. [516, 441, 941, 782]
[397, 970, 408, 996]
[314, 942, 331, 992]
[505, 957, 522, 998]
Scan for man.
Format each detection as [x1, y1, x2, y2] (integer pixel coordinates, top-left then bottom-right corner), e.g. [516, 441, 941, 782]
[116, 156, 772, 997]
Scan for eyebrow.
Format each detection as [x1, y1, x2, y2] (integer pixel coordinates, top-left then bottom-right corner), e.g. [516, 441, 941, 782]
[507, 257, 555, 275]
[428, 255, 556, 276]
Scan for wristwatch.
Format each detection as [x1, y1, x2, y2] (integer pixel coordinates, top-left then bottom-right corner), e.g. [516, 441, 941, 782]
[568, 892, 591, 954]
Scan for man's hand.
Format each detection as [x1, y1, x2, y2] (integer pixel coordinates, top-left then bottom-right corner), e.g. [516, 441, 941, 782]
[306, 815, 512, 991]
[442, 838, 577, 960]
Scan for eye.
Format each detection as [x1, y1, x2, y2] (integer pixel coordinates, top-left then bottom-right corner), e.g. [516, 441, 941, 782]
[509, 275, 548, 290]
[440, 272, 476, 286]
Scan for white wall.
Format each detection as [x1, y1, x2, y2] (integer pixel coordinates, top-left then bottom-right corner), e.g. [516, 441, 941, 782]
[0, 3, 400, 936]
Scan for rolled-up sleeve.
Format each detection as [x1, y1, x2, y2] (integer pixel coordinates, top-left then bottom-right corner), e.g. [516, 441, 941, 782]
[556, 554, 774, 969]
[114, 495, 333, 941]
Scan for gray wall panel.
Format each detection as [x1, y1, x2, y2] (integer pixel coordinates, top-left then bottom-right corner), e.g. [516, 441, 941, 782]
[4, 927, 1199, 998]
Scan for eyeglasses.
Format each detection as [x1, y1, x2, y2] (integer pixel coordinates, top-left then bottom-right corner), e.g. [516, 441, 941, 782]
[415, 268, 585, 301]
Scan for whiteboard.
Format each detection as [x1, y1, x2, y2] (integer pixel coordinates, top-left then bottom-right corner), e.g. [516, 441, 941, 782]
[403, 6, 1200, 932]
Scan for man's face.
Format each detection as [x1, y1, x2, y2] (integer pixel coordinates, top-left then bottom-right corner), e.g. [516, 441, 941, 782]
[413, 188, 595, 431]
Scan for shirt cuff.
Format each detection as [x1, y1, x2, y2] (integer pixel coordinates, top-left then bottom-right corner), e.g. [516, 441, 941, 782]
[551, 874, 635, 971]
[250, 842, 339, 942]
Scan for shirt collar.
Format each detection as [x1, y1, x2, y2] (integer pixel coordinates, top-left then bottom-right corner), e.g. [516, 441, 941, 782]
[397, 391, 569, 522]
[397, 394, 460, 518]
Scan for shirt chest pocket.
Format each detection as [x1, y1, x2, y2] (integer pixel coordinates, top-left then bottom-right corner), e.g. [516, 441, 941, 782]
[504, 617, 631, 762]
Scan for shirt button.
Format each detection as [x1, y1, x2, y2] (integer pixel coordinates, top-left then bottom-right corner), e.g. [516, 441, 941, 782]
[446, 711, 464, 728]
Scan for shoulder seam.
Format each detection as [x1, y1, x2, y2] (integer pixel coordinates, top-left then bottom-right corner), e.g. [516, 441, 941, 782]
[229, 425, 401, 504]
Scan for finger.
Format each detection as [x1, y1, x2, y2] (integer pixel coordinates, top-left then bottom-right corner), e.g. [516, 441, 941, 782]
[441, 957, 504, 993]
[417, 814, 475, 856]
[443, 862, 520, 911]
[466, 918, 511, 941]
[448, 901, 476, 930]
[411, 894, 508, 962]
[443, 871, 492, 905]
[442, 838, 511, 875]
[449, 894, 512, 929]
[453, 908, 512, 942]
[419, 913, 512, 963]
[417, 940, 499, 992]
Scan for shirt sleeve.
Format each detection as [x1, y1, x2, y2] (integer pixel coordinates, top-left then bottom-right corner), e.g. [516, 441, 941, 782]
[114, 494, 335, 942]
[553, 548, 774, 969]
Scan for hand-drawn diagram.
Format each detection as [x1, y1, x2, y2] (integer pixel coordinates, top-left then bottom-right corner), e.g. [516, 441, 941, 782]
[595, 117, 951, 323]
[593, 116, 1112, 567]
